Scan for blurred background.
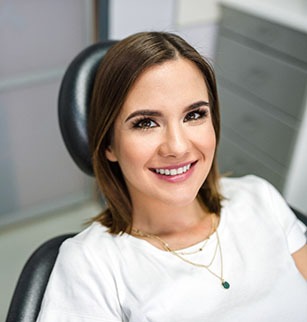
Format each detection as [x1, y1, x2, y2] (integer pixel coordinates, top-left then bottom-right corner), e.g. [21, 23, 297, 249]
[0, 0, 306, 319]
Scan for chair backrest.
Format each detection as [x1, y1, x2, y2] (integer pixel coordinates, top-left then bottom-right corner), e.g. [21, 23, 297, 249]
[290, 206, 307, 227]
[58, 40, 117, 175]
[5, 234, 75, 322]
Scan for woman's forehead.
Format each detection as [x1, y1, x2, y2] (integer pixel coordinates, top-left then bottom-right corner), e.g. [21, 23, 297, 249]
[119, 58, 208, 112]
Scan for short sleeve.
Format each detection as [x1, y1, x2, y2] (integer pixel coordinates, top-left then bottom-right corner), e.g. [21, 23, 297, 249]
[264, 178, 307, 254]
[36, 238, 123, 322]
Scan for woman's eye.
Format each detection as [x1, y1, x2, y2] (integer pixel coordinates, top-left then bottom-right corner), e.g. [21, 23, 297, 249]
[132, 118, 157, 130]
[184, 109, 208, 122]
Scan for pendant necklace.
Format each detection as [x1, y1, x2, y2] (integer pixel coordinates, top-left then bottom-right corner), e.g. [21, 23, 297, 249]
[132, 215, 230, 289]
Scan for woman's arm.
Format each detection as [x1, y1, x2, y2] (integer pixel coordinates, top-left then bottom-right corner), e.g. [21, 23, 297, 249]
[292, 244, 307, 279]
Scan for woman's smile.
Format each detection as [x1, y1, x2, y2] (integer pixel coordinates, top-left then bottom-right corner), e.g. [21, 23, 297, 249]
[150, 161, 197, 183]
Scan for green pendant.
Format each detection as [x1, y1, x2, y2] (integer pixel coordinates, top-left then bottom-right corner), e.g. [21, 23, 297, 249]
[222, 281, 230, 289]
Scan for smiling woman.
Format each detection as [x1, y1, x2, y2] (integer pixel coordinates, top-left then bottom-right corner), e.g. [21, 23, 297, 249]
[89, 32, 222, 235]
[36, 32, 307, 322]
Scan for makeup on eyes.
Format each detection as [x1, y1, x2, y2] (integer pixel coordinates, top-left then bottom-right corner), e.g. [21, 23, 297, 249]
[183, 108, 209, 122]
[127, 101, 210, 130]
[132, 117, 158, 130]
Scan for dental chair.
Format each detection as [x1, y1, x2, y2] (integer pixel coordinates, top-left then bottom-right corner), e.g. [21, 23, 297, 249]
[5, 40, 307, 322]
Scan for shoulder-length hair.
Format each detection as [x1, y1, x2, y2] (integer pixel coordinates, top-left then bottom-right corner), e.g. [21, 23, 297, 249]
[89, 31, 222, 234]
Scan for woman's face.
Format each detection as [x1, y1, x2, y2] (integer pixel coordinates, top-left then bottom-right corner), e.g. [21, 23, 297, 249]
[106, 58, 216, 210]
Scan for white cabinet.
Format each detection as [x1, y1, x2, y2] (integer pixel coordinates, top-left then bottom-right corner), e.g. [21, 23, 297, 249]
[215, 2, 307, 199]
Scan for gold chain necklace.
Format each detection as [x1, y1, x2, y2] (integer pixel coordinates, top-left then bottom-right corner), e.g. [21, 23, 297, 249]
[177, 214, 213, 256]
[132, 216, 230, 289]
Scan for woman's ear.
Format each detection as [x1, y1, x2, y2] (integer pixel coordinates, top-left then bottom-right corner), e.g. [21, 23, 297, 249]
[105, 145, 118, 162]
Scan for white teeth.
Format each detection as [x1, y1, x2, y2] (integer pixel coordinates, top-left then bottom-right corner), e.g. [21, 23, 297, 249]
[155, 164, 191, 176]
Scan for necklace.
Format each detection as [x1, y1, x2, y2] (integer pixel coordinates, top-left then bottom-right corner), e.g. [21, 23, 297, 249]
[177, 214, 213, 256]
[132, 216, 230, 289]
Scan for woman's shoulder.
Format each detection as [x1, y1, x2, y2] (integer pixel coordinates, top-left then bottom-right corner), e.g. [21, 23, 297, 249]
[219, 174, 289, 219]
[59, 222, 121, 264]
[219, 175, 306, 254]
[39, 223, 123, 320]
[220, 174, 270, 200]
[72, 221, 114, 245]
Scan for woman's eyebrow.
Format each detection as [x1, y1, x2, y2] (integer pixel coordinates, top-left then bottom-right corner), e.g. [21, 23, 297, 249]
[125, 110, 162, 122]
[184, 100, 209, 113]
[124, 101, 209, 123]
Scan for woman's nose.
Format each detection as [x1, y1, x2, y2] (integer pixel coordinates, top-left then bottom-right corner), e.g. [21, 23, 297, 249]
[158, 124, 190, 158]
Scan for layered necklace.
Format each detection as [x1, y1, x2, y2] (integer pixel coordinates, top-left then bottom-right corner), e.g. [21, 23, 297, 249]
[132, 214, 230, 289]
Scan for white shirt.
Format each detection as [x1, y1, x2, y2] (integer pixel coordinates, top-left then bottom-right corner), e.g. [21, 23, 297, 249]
[37, 175, 307, 322]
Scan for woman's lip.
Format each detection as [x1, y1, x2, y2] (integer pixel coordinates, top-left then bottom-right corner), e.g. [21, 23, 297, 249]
[150, 161, 197, 171]
[151, 161, 197, 183]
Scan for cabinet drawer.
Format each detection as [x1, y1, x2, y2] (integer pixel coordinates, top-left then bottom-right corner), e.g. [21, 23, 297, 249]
[219, 87, 297, 167]
[220, 6, 307, 64]
[218, 134, 285, 191]
[215, 36, 307, 119]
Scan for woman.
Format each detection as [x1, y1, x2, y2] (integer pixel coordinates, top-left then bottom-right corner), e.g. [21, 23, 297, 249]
[37, 32, 307, 321]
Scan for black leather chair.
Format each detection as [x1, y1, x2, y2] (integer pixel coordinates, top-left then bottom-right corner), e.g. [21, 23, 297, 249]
[292, 207, 307, 227]
[5, 39, 307, 322]
[5, 234, 75, 322]
[5, 40, 116, 322]
[58, 40, 117, 176]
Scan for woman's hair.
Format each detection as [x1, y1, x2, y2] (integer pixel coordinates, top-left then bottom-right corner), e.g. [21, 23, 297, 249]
[89, 31, 223, 234]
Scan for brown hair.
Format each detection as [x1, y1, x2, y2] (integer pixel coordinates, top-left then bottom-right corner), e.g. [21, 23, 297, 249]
[89, 31, 222, 234]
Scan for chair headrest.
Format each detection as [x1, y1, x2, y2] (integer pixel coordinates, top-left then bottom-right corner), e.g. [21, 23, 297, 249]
[58, 41, 117, 176]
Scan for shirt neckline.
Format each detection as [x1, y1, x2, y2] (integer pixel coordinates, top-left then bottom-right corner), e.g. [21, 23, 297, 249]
[122, 208, 226, 255]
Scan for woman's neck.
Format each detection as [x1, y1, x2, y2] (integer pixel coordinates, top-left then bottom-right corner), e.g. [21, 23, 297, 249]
[131, 198, 215, 250]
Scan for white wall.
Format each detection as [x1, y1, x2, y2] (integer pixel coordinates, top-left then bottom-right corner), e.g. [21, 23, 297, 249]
[109, 0, 220, 59]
